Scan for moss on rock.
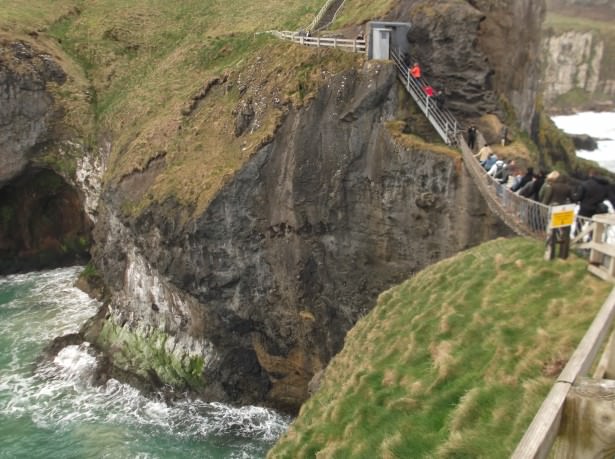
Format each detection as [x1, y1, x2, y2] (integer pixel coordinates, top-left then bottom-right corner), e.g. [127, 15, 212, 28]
[96, 318, 205, 390]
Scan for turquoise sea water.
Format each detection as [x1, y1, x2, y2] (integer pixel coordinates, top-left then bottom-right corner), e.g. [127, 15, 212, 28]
[0, 267, 289, 458]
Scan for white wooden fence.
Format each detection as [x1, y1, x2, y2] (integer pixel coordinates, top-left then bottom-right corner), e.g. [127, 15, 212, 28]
[271, 31, 366, 53]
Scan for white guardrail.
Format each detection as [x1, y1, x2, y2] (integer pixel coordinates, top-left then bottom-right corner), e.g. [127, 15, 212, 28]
[272, 31, 366, 53]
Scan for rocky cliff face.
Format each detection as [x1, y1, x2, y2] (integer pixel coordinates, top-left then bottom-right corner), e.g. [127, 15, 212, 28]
[0, 38, 96, 273]
[543, 31, 613, 105]
[386, 0, 545, 132]
[542, 0, 615, 112]
[0, 40, 66, 186]
[0, 0, 545, 413]
[88, 61, 511, 413]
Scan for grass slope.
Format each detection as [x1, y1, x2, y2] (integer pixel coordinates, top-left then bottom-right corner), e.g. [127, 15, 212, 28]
[1, 0, 365, 215]
[269, 237, 613, 458]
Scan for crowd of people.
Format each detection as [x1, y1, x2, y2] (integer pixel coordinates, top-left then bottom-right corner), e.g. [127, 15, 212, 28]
[403, 54, 613, 222]
[467, 127, 615, 220]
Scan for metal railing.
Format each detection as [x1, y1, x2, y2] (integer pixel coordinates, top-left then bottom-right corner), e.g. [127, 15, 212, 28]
[390, 49, 459, 146]
[271, 31, 366, 53]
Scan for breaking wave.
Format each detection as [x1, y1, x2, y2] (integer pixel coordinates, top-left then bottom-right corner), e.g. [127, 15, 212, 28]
[0, 267, 289, 458]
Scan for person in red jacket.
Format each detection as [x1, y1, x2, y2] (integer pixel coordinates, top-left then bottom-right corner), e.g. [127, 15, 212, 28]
[409, 62, 421, 80]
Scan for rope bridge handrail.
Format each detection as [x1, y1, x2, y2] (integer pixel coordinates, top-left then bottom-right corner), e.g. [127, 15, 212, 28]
[458, 136, 551, 238]
[272, 31, 366, 53]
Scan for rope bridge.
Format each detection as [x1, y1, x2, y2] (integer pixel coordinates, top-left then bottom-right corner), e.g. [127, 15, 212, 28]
[390, 49, 551, 238]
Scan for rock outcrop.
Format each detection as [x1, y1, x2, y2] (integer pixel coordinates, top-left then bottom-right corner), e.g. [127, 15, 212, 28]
[542, 0, 615, 112]
[88, 61, 511, 413]
[0, 38, 96, 273]
[386, 0, 545, 132]
[0, 40, 66, 186]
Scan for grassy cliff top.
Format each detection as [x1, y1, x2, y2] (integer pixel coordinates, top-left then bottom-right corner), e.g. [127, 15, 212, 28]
[269, 237, 613, 458]
[1, 0, 372, 215]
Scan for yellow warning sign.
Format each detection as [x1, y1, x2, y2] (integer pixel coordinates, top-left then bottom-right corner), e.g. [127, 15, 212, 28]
[549, 205, 576, 229]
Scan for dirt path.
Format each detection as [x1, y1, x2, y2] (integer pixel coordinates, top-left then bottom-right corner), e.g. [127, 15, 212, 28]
[313, 0, 345, 31]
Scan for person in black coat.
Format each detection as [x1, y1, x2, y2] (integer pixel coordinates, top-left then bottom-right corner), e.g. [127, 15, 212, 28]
[512, 167, 534, 192]
[575, 172, 611, 217]
[467, 125, 477, 150]
[529, 170, 546, 201]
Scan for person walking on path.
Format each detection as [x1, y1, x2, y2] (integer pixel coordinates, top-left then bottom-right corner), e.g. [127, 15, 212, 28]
[467, 125, 477, 150]
[434, 88, 446, 109]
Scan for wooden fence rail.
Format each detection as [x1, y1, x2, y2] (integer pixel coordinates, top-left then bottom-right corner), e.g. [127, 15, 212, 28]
[512, 287, 615, 458]
[272, 31, 366, 53]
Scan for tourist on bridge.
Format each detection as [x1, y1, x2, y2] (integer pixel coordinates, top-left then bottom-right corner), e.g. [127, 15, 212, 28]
[575, 170, 611, 217]
[539, 171, 574, 206]
[487, 159, 505, 178]
[487, 159, 515, 185]
[511, 167, 533, 192]
[495, 159, 515, 185]
[423, 85, 434, 97]
[518, 169, 545, 200]
[475, 143, 493, 165]
[483, 153, 498, 172]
